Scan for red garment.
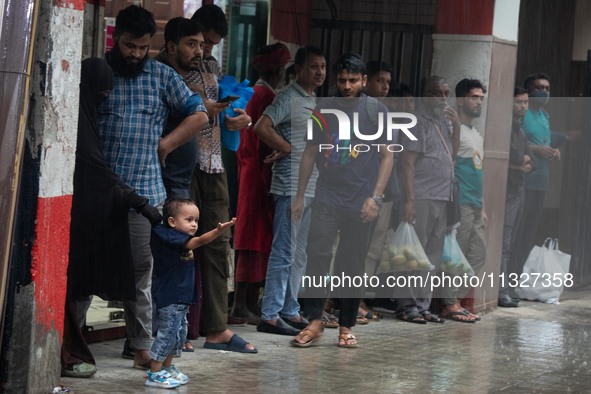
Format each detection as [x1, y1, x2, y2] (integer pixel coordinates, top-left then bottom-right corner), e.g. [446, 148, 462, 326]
[235, 251, 270, 283]
[234, 83, 275, 282]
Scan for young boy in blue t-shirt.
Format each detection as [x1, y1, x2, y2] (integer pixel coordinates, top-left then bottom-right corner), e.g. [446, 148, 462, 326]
[145, 198, 236, 389]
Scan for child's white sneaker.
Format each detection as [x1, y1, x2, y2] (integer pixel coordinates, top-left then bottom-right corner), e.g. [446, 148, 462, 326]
[163, 365, 189, 385]
[145, 369, 181, 389]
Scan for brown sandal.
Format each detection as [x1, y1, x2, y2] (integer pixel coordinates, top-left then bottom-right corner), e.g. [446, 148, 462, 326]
[338, 333, 359, 348]
[290, 327, 323, 348]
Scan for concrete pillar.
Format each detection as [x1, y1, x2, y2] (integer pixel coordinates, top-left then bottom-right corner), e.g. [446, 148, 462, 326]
[431, 0, 521, 312]
[5, 0, 84, 391]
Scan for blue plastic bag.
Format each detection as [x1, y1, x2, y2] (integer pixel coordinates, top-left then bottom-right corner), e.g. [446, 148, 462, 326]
[218, 76, 254, 151]
[440, 229, 474, 276]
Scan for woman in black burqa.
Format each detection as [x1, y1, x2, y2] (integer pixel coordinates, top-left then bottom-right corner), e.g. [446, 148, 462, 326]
[61, 58, 161, 377]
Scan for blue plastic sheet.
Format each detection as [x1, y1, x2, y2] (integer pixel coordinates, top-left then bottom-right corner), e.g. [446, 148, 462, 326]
[218, 76, 254, 151]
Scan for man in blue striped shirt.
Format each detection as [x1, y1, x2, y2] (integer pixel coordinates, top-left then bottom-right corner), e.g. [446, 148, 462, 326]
[98, 5, 208, 369]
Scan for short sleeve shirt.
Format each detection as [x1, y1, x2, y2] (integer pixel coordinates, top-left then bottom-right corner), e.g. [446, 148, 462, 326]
[99, 58, 202, 206]
[399, 109, 454, 201]
[307, 96, 390, 211]
[455, 124, 484, 208]
[263, 82, 318, 197]
[150, 225, 196, 308]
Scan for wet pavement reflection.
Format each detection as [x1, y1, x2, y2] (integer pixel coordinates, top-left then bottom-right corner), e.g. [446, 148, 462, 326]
[60, 286, 591, 393]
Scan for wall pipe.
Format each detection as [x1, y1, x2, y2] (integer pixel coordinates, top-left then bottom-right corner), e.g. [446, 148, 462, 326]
[0, 0, 39, 349]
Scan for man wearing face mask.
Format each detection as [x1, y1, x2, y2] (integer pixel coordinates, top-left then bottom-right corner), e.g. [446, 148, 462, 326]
[509, 73, 566, 282]
[498, 87, 533, 308]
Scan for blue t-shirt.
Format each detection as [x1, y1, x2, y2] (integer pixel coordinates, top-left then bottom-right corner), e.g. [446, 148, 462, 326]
[307, 96, 390, 211]
[151, 224, 196, 308]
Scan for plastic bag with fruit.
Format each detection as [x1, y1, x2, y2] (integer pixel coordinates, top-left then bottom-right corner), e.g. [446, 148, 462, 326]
[440, 229, 474, 276]
[377, 222, 434, 274]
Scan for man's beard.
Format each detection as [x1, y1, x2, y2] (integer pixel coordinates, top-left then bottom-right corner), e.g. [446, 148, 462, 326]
[176, 53, 201, 72]
[463, 106, 481, 118]
[107, 44, 148, 79]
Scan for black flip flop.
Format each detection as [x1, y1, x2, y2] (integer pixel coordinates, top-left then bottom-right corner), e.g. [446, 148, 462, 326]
[441, 311, 476, 323]
[421, 311, 445, 323]
[397, 310, 427, 324]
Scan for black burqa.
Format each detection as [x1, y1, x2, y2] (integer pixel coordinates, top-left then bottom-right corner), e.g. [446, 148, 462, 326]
[62, 58, 138, 371]
[67, 58, 136, 301]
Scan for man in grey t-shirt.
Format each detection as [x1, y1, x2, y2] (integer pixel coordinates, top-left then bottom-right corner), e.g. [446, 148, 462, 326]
[397, 75, 460, 324]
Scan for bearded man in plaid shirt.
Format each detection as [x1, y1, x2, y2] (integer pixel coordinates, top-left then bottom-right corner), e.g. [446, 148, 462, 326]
[98, 5, 208, 369]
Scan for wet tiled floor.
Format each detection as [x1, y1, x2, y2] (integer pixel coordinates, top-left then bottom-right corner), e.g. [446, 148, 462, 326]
[60, 286, 591, 393]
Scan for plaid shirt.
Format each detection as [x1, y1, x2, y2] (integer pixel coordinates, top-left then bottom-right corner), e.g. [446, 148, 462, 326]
[99, 58, 204, 205]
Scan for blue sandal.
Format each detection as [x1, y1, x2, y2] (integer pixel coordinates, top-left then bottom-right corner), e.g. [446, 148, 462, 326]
[203, 334, 258, 353]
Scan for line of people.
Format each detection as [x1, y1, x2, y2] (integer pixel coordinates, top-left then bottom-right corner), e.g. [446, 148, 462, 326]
[59, 4, 572, 389]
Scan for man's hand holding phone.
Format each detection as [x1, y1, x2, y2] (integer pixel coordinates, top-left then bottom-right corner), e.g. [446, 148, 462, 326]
[204, 99, 231, 117]
[217, 95, 240, 104]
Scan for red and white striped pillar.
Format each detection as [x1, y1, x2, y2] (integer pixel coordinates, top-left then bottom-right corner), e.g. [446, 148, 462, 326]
[27, 0, 84, 389]
[432, 0, 521, 312]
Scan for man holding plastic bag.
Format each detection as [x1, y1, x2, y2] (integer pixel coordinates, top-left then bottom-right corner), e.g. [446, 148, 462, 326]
[439, 79, 487, 323]
[397, 76, 460, 324]
[185, 5, 256, 353]
[218, 76, 254, 152]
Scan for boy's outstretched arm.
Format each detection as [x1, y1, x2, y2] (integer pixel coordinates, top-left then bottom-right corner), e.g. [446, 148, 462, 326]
[186, 218, 237, 250]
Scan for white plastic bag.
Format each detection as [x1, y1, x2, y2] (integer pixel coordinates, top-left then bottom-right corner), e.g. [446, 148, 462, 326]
[515, 238, 571, 304]
[377, 222, 434, 273]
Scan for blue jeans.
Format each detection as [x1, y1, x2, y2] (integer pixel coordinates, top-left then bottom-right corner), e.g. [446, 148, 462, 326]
[260, 195, 312, 321]
[150, 304, 189, 362]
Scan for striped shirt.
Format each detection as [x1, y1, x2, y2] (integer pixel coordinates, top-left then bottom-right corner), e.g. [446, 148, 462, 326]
[99, 58, 203, 206]
[263, 82, 318, 197]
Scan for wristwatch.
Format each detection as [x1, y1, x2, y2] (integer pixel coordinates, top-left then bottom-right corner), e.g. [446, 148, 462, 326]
[370, 194, 384, 207]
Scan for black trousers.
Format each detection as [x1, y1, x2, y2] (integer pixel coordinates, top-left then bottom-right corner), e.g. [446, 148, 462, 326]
[303, 202, 374, 328]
